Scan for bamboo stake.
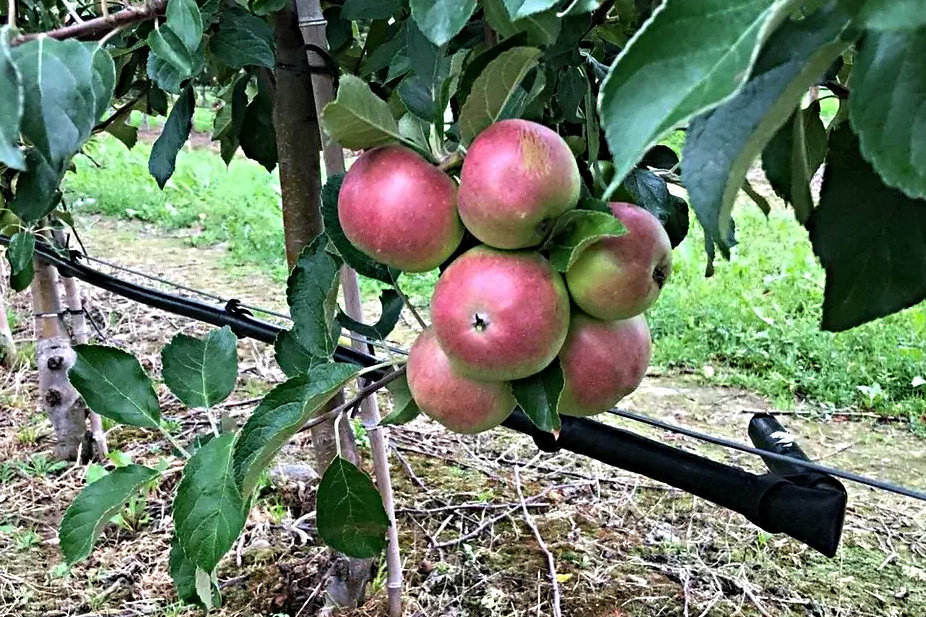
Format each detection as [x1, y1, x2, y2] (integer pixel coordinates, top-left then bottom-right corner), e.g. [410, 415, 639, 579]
[0, 257, 16, 365]
[296, 2, 403, 614]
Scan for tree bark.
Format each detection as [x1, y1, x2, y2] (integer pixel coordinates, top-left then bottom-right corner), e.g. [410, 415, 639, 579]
[0, 259, 16, 366]
[273, 1, 373, 608]
[31, 259, 90, 460]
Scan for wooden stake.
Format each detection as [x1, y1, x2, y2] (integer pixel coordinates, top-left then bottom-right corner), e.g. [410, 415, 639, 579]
[0, 258, 16, 366]
[296, 1, 403, 614]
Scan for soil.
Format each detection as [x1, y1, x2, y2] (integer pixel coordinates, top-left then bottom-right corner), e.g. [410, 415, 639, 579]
[0, 217, 924, 617]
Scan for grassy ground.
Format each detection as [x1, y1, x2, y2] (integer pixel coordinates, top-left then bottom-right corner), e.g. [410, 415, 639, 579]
[63, 133, 926, 420]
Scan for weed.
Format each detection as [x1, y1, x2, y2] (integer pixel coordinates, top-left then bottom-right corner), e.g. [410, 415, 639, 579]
[18, 454, 68, 477]
[12, 528, 40, 550]
[16, 422, 42, 445]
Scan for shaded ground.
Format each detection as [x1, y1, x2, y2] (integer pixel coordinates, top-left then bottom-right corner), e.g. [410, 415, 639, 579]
[0, 218, 924, 617]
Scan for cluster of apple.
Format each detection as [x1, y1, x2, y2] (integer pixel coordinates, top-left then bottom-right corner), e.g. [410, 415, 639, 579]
[338, 119, 672, 434]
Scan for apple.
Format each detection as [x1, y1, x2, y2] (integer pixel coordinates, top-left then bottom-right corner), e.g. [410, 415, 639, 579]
[407, 329, 516, 433]
[458, 119, 580, 249]
[431, 246, 570, 381]
[338, 145, 463, 272]
[557, 312, 651, 417]
[566, 202, 672, 320]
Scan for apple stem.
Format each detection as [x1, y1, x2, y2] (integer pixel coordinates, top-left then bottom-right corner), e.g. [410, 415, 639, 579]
[437, 151, 464, 173]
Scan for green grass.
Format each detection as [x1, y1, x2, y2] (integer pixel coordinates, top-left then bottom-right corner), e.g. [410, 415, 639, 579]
[65, 135, 926, 419]
[649, 202, 926, 418]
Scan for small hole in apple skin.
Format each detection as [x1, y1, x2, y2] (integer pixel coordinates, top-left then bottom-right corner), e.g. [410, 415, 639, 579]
[471, 313, 489, 332]
[653, 264, 669, 289]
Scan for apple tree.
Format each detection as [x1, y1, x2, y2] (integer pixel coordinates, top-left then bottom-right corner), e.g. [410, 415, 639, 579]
[1, 0, 925, 612]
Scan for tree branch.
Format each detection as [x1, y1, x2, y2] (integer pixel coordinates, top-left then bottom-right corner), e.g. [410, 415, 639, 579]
[11, 0, 166, 46]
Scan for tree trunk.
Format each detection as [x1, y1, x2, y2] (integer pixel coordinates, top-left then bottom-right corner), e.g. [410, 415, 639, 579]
[296, 1, 404, 612]
[32, 259, 90, 460]
[0, 259, 16, 366]
[53, 230, 108, 457]
[272, 1, 373, 608]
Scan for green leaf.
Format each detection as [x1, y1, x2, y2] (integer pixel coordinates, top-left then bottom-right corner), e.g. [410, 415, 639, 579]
[149, 85, 195, 189]
[273, 329, 323, 378]
[59, 464, 159, 565]
[410, 0, 476, 47]
[337, 290, 403, 341]
[849, 27, 926, 200]
[503, 0, 559, 19]
[147, 26, 195, 79]
[619, 168, 690, 248]
[808, 125, 926, 331]
[161, 326, 238, 409]
[320, 173, 398, 283]
[381, 373, 421, 426]
[0, 27, 24, 170]
[287, 235, 342, 360]
[599, 0, 796, 195]
[342, 0, 403, 20]
[167, 0, 204, 50]
[11, 38, 114, 168]
[483, 0, 562, 46]
[252, 0, 288, 16]
[398, 113, 430, 152]
[6, 231, 34, 276]
[459, 46, 541, 145]
[233, 364, 360, 497]
[316, 456, 389, 558]
[239, 79, 277, 171]
[761, 101, 827, 223]
[9, 149, 63, 223]
[210, 7, 275, 69]
[320, 74, 405, 150]
[851, 0, 926, 31]
[173, 433, 245, 573]
[560, 0, 602, 15]
[681, 3, 852, 255]
[147, 45, 200, 94]
[69, 345, 161, 428]
[169, 534, 220, 608]
[542, 210, 627, 272]
[105, 116, 139, 150]
[511, 361, 563, 433]
[6, 231, 35, 292]
[360, 23, 407, 77]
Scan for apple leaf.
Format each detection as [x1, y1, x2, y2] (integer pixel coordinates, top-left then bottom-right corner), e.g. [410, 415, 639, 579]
[169, 535, 220, 608]
[6, 231, 35, 292]
[849, 0, 926, 31]
[459, 46, 541, 145]
[68, 345, 161, 429]
[233, 364, 361, 497]
[409, 0, 477, 47]
[381, 373, 421, 426]
[511, 361, 563, 433]
[599, 0, 796, 196]
[321, 74, 405, 150]
[503, 0, 559, 20]
[342, 0, 403, 20]
[286, 235, 342, 360]
[337, 290, 403, 341]
[173, 433, 245, 573]
[0, 26, 24, 170]
[273, 329, 324, 378]
[149, 85, 195, 189]
[807, 125, 926, 331]
[682, 2, 852, 255]
[849, 27, 926, 200]
[761, 101, 827, 223]
[209, 7, 275, 69]
[316, 456, 389, 558]
[161, 326, 238, 409]
[542, 210, 626, 272]
[59, 464, 159, 565]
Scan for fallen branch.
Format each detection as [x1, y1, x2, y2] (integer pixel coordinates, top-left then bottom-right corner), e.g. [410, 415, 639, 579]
[515, 467, 562, 617]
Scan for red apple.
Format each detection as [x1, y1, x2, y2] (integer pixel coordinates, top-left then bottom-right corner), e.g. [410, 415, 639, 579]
[338, 145, 463, 272]
[566, 202, 671, 320]
[407, 329, 516, 433]
[431, 246, 570, 381]
[458, 119, 580, 249]
[557, 312, 651, 417]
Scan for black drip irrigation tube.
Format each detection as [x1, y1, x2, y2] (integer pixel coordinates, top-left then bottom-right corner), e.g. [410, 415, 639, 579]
[12, 238, 849, 557]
